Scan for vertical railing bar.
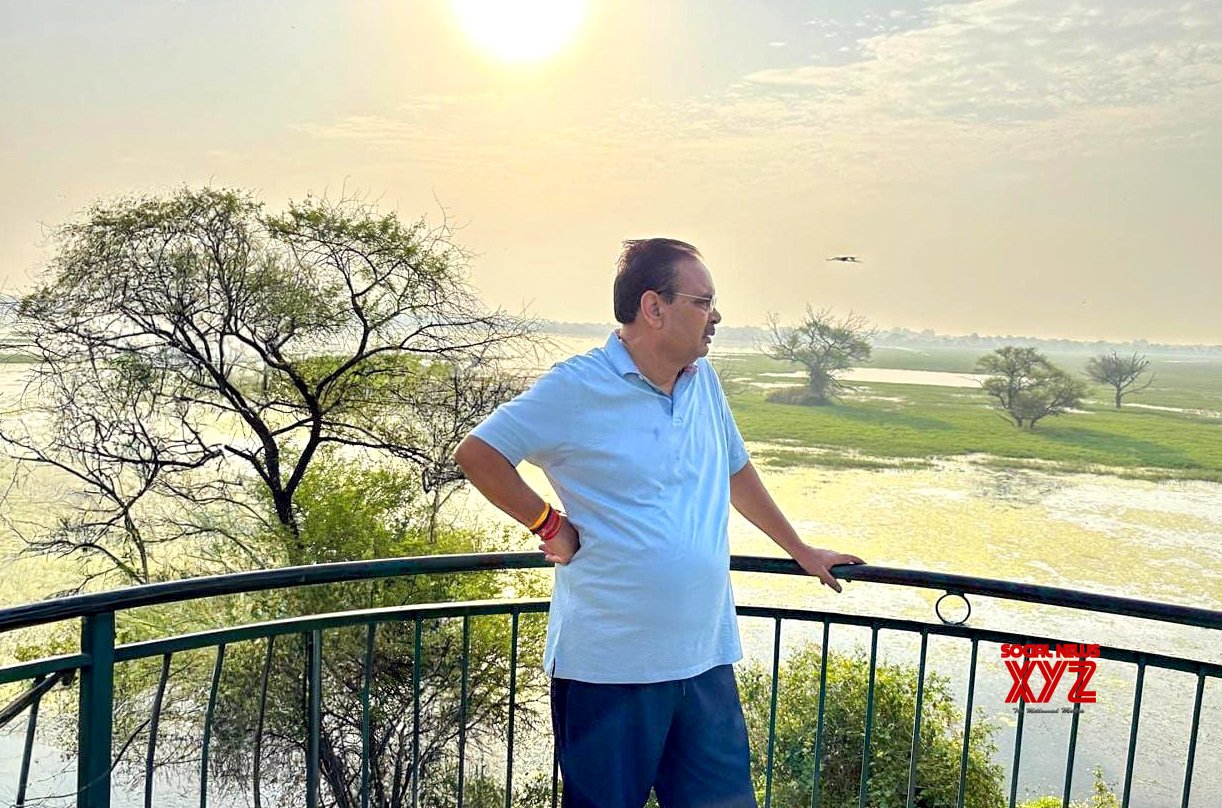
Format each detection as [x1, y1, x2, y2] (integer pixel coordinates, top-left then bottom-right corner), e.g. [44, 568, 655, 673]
[1121, 659, 1146, 808]
[306, 631, 322, 808]
[764, 617, 783, 808]
[411, 616, 422, 808]
[78, 611, 115, 808]
[551, 743, 560, 808]
[390, 738, 405, 808]
[1180, 669, 1206, 808]
[200, 643, 226, 808]
[955, 638, 980, 808]
[505, 610, 520, 808]
[1009, 687, 1026, 808]
[858, 624, 879, 808]
[459, 616, 471, 808]
[810, 618, 831, 808]
[361, 624, 377, 808]
[16, 675, 46, 808]
[143, 653, 171, 808]
[905, 629, 929, 808]
[253, 635, 275, 808]
[1060, 701, 1083, 808]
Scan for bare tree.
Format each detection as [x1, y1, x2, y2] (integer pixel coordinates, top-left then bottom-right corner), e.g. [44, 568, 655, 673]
[977, 346, 1086, 429]
[1, 187, 535, 582]
[2, 189, 545, 806]
[764, 307, 873, 405]
[1085, 351, 1153, 409]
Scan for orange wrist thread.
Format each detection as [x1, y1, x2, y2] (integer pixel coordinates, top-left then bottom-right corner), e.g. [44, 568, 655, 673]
[527, 503, 552, 532]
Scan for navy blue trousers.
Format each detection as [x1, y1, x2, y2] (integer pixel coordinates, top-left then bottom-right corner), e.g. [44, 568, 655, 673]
[550, 664, 758, 808]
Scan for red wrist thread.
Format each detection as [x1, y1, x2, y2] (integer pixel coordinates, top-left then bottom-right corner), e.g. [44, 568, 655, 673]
[535, 508, 563, 541]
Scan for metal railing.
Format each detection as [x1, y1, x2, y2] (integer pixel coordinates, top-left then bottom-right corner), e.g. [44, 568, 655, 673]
[1, 553, 1218, 808]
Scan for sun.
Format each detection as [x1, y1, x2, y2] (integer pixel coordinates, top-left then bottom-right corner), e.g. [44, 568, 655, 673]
[452, 0, 587, 63]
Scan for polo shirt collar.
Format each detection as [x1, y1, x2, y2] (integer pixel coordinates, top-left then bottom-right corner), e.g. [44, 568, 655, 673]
[605, 331, 639, 378]
[605, 330, 699, 379]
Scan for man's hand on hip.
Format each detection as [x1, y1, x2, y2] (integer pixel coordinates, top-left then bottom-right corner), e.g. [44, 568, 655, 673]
[540, 516, 580, 564]
[790, 543, 865, 593]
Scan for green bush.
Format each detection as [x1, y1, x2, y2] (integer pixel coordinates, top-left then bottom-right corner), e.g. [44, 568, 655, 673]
[1018, 768, 1119, 808]
[203, 455, 548, 806]
[86, 454, 548, 808]
[739, 644, 1006, 808]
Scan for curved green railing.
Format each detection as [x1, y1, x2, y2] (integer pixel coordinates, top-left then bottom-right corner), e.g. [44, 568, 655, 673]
[1, 553, 1218, 808]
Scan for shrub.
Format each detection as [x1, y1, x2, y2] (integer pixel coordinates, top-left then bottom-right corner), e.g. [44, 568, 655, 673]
[739, 644, 1006, 808]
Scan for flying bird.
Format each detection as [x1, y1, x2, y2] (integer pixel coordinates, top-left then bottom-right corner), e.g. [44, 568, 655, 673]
[826, 255, 863, 263]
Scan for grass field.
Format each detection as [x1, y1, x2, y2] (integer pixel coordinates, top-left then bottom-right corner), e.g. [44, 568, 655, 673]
[715, 348, 1222, 482]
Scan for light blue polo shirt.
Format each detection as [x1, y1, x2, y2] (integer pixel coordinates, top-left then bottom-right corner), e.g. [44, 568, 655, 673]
[470, 331, 750, 683]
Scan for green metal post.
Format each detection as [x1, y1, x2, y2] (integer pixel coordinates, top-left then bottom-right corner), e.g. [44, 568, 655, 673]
[78, 612, 115, 808]
[144, 653, 171, 808]
[956, 639, 979, 808]
[1009, 693, 1026, 808]
[201, 644, 226, 808]
[811, 620, 830, 808]
[859, 625, 879, 808]
[361, 624, 376, 808]
[307, 631, 322, 808]
[17, 675, 44, 808]
[1181, 670, 1205, 808]
[254, 636, 275, 808]
[765, 618, 782, 808]
[1060, 704, 1083, 808]
[505, 611, 520, 808]
[1121, 660, 1146, 808]
[459, 617, 471, 808]
[905, 630, 929, 808]
[412, 616, 422, 808]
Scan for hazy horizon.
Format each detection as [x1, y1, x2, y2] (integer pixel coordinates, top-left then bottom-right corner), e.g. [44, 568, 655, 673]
[3, 0, 1220, 344]
[537, 318, 1222, 351]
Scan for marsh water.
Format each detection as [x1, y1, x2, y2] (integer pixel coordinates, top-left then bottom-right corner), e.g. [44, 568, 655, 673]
[2, 351, 1221, 806]
[485, 456, 1222, 808]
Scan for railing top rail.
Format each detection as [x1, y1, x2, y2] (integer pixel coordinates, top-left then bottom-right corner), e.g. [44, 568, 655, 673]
[735, 557, 1222, 630]
[0, 552, 1217, 635]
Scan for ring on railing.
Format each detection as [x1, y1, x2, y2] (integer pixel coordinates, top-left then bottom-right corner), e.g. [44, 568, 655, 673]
[935, 591, 972, 625]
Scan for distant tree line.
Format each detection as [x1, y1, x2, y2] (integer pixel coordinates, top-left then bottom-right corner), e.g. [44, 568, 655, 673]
[537, 319, 1222, 358]
[762, 310, 1156, 426]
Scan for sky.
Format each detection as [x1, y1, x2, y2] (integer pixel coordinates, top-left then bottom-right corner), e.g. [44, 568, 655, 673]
[2, 0, 1220, 343]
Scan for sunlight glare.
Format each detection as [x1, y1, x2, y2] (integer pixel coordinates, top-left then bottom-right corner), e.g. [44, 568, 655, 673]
[452, 0, 587, 63]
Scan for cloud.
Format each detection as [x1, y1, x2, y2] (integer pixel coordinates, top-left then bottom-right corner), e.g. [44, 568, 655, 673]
[292, 0, 1222, 191]
[744, 0, 1222, 124]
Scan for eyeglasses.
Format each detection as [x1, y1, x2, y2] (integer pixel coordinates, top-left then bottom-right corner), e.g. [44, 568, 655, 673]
[671, 292, 717, 312]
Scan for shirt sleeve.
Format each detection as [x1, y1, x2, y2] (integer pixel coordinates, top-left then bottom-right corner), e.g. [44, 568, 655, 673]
[710, 363, 750, 475]
[469, 363, 580, 468]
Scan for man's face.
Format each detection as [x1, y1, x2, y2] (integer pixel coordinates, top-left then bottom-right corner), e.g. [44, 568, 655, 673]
[663, 257, 721, 362]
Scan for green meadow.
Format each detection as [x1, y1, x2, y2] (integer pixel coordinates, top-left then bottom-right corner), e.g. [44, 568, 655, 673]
[717, 348, 1222, 482]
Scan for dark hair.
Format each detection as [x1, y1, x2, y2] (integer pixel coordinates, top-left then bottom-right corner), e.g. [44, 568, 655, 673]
[612, 238, 702, 324]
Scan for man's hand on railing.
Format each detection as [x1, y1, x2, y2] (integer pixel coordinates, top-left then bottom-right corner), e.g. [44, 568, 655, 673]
[539, 516, 580, 565]
[789, 543, 866, 593]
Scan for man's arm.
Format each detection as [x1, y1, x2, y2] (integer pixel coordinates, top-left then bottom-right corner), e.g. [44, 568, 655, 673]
[454, 435, 579, 564]
[729, 460, 864, 591]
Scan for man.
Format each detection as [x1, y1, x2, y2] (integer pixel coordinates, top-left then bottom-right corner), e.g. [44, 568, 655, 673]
[454, 238, 864, 808]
